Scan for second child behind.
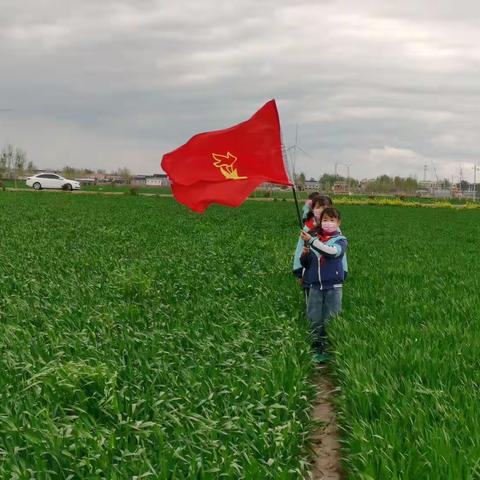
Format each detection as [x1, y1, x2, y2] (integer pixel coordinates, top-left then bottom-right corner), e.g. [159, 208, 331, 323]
[292, 195, 333, 279]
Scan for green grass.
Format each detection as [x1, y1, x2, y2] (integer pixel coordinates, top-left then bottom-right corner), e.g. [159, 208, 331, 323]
[330, 206, 480, 479]
[2, 192, 480, 478]
[1, 179, 26, 189]
[80, 184, 172, 194]
[0, 192, 314, 479]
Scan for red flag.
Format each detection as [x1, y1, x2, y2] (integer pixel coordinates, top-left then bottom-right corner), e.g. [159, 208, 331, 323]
[161, 99, 292, 213]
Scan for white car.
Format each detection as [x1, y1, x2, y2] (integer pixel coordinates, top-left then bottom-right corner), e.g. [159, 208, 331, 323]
[26, 173, 81, 191]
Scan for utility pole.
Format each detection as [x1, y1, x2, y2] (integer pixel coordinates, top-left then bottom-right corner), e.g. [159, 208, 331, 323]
[334, 162, 350, 180]
[346, 163, 351, 192]
[0, 109, 12, 186]
[332, 162, 351, 193]
[292, 125, 298, 186]
[423, 164, 428, 182]
[474, 164, 479, 202]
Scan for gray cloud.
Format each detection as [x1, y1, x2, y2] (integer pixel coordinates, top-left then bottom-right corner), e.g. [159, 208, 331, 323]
[1, 0, 480, 181]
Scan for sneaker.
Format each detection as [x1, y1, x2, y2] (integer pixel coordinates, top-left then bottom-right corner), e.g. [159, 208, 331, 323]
[313, 352, 330, 363]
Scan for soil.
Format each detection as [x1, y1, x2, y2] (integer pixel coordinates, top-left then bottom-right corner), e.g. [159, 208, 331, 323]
[309, 366, 342, 480]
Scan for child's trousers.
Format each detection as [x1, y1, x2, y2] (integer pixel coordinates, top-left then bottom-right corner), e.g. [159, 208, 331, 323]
[305, 287, 342, 352]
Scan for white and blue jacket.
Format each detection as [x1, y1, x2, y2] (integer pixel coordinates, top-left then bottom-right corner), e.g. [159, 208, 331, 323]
[300, 232, 348, 290]
[293, 224, 349, 279]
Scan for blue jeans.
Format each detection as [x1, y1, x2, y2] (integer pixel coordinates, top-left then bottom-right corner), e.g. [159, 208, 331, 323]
[305, 287, 342, 352]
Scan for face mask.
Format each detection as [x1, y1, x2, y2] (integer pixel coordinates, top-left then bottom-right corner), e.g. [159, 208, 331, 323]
[321, 221, 337, 233]
[313, 208, 322, 220]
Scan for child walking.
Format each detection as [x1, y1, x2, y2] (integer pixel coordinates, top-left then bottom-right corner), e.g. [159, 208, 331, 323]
[299, 207, 347, 362]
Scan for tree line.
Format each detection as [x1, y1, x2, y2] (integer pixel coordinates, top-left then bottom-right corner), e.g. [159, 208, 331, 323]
[0, 143, 132, 180]
[294, 172, 462, 194]
[0, 144, 35, 179]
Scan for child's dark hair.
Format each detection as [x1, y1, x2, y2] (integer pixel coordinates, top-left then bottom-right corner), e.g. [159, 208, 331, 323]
[320, 207, 341, 222]
[304, 195, 334, 223]
[308, 191, 319, 200]
[313, 195, 333, 209]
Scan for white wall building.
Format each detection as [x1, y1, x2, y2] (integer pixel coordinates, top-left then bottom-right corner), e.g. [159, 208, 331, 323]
[145, 174, 170, 187]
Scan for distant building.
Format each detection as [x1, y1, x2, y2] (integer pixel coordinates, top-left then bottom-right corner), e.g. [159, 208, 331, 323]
[418, 180, 435, 190]
[332, 182, 349, 194]
[146, 174, 170, 187]
[256, 182, 285, 190]
[432, 189, 452, 199]
[463, 191, 478, 200]
[416, 189, 431, 197]
[95, 173, 128, 184]
[75, 178, 96, 185]
[450, 186, 463, 198]
[131, 175, 147, 186]
[304, 180, 319, 191]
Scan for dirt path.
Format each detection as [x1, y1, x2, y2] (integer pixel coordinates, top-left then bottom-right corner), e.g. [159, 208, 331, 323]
[309, 366, 342, 480]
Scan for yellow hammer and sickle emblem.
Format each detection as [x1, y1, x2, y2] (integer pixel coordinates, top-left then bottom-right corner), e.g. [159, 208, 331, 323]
[212, 152, 248, 180]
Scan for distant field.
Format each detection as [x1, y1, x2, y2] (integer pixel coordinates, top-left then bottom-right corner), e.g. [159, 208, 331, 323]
[1, 179, 171, 195]
[80, 184, 172, 194]
[1, 178, 474, 205]
[1, 191, 480, 478]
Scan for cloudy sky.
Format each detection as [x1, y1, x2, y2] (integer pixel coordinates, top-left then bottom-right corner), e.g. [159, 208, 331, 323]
[1, 0, 480, 180]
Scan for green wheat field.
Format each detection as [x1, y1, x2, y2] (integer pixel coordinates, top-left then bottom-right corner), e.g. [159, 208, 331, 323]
[1, 192, 479, 479]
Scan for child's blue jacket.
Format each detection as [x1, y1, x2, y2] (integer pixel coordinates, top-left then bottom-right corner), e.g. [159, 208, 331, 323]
[300, 233, 348, 289]
[293, 226, 349, 278]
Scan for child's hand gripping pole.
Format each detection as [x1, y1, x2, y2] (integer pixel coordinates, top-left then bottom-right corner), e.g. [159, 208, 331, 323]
[300, 229, 312, 251]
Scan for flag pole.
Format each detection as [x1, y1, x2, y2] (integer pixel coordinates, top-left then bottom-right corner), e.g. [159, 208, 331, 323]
[280, 131, 303, 230]
[291, 185, 303, 228]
